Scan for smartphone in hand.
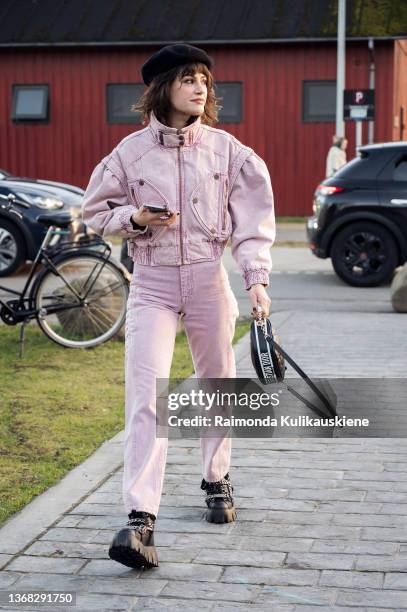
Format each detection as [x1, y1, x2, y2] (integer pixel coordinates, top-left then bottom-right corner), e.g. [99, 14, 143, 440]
[143, 203, 169, 214]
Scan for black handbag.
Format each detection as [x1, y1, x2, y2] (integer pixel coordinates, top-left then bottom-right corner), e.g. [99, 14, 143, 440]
[250, 313, 338, 421]
[250, 316, 286, 384]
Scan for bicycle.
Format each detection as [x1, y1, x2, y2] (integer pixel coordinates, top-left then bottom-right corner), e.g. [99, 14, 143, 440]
[0, 194, 130, 354]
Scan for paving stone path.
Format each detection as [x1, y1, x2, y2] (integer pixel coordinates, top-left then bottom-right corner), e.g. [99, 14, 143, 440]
[1, 309, 407, 610]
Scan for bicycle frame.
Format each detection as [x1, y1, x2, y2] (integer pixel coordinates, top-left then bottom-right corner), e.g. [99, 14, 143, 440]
[0, 225, 112, 320]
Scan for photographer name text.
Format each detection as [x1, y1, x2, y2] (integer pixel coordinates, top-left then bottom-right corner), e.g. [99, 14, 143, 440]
[167, 415, 369, 428]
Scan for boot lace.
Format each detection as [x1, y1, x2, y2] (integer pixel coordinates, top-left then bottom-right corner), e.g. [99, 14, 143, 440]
[126, 510, 155, 534]
[200, 473, 234, 505]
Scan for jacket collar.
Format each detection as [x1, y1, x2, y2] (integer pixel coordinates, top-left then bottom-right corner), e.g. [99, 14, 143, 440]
[148, 110, 202, 148]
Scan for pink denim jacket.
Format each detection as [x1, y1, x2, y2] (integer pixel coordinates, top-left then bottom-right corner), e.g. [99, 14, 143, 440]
[81, 111, 276, 290]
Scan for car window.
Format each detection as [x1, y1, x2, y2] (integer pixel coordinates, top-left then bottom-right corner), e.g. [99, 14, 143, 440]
[393, 156, 407, 181]
[334, 157, 368, 178]
[377, 151, 407, 181]
[334, 150, 391, 180]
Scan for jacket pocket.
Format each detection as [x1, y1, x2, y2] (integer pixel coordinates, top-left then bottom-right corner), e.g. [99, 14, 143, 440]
[128, 178, 170, 209]
[190, 170, 231, 240]
[127, 178, 169, 242]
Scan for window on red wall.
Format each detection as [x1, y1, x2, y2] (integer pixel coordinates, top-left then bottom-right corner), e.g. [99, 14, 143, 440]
[11, 84, 49, 123]
[106, 83, 145, 124]
[215, 82, 243, 123]
[302, 81, 336, 122]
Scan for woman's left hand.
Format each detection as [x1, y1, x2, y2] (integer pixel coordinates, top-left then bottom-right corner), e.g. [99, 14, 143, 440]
[248, 284, 271, 318]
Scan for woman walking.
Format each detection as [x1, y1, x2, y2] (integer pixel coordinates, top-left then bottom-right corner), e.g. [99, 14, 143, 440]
[81, 44, 275, 569]
[325, 134, 348, 178]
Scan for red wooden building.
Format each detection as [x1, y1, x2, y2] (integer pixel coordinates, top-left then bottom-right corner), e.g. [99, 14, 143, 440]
[1, 0, 407, 216]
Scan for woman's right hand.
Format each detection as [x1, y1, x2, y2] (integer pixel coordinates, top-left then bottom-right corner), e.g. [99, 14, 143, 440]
[131, 207, 179, 227]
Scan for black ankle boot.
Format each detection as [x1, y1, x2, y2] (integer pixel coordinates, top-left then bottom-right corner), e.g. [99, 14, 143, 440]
[108, 510, 158, 569]
[201, 472, 237, 523]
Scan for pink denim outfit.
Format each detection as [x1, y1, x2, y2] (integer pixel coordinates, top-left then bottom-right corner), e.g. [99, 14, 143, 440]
[81, 111, 275, 516]
[124, 260, 238, 516]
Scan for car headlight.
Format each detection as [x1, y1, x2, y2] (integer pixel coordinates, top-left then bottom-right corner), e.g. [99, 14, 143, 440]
[16, 191, 64, 209]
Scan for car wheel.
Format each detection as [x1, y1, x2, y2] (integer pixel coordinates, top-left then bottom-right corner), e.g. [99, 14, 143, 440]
[0, 219, 25, 277]
[331, 221, 398, 287]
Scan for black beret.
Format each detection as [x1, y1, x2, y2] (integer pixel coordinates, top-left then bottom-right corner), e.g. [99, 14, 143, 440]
[141, 44, 214, 86]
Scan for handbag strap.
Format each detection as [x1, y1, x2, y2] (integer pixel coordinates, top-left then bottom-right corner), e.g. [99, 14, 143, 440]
[263, 329, 338, 420]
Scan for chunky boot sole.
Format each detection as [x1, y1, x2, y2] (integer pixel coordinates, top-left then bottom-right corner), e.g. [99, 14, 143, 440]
[108, 529, 158, 569]
[204, 506, 237, 523]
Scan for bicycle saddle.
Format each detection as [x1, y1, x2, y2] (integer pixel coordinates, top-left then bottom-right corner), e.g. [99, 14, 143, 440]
[36, 212, 73, 228]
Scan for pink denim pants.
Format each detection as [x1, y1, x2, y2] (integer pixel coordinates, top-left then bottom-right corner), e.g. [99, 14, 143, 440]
[123, 258, 240, 517]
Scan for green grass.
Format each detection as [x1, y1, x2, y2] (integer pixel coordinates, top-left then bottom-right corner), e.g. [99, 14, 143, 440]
[275, 241, 309, 248]
[276, 217, 308, 224]
[0, 318, 251, 526]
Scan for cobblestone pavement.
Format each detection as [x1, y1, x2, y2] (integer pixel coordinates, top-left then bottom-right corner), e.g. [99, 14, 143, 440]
[1, 308, 407, 610]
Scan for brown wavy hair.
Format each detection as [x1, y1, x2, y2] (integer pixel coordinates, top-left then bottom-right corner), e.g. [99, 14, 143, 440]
[131, 62, 221, 126]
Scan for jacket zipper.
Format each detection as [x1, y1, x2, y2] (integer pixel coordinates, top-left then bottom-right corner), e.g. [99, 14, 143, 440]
[222, 178, 228, 230]
[177, 146, 184, 264]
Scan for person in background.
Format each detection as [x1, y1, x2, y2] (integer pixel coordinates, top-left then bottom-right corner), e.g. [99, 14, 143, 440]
[326, 135, 348, 178]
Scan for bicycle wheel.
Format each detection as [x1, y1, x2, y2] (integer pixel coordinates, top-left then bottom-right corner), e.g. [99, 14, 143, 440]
[33, 251, 129, 348]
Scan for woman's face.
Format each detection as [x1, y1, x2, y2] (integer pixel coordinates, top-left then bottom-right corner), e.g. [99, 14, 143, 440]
[169, 71, 208, 119]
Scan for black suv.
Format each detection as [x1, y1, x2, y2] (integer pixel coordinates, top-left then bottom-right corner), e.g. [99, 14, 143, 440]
[307, 142, 407, 286]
